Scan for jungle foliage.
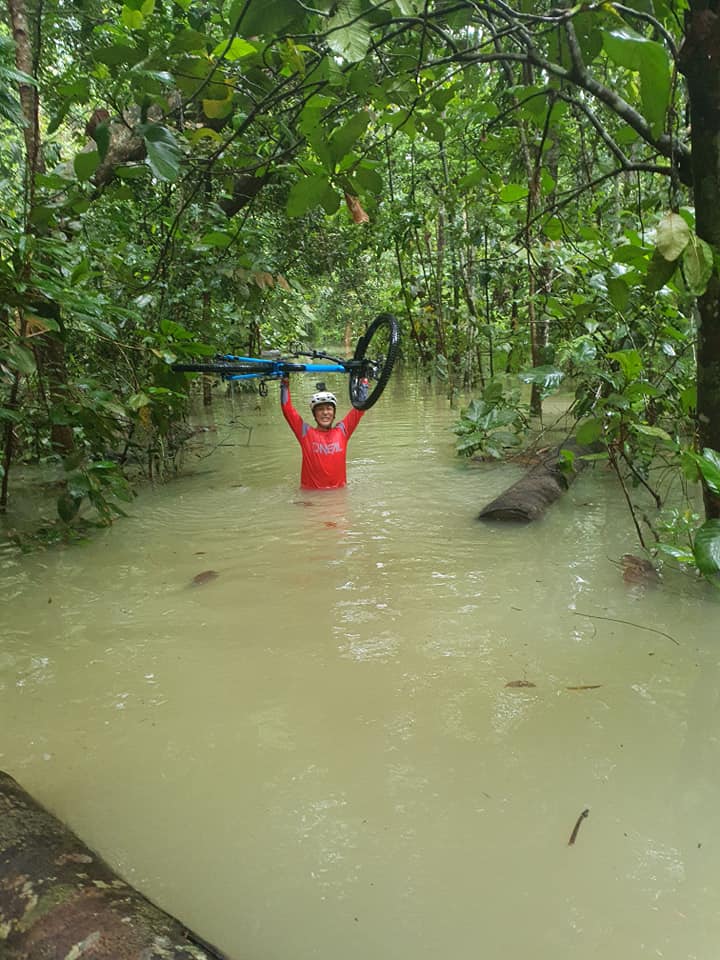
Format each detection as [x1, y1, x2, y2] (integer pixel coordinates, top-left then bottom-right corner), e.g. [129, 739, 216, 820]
[1, 0, 720, 580]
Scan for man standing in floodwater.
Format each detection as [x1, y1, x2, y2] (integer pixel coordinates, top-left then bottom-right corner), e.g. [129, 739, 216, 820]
[280, 376, 364, 489]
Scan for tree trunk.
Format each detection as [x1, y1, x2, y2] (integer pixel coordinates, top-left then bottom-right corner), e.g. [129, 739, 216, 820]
[7, 0, 41, 199]
[679, 5, 720, 519]
[0, 369, 22, 512]
[202, 292, 213, 407]
[7, 0, 75, 463]
[0, 770, 229, 960]
[33, 317, 75, 456]
[478, 440, 595, 522]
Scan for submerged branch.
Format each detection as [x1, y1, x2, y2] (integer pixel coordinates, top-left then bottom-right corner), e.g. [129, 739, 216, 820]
[573, 611, 680, 645]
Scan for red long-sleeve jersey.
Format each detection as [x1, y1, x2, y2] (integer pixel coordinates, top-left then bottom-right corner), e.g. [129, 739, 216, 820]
[281, 382, 364, 489]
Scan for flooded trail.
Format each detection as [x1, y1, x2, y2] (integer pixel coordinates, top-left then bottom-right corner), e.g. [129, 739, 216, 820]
[1, 372, 719, 960]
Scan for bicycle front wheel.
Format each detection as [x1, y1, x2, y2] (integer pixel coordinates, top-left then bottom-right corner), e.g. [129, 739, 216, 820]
[349, 313, 400, 410]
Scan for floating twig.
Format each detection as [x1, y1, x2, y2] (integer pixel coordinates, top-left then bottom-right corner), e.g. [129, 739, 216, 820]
[568, 808, 589, 846]
[573, 611, 679, 645]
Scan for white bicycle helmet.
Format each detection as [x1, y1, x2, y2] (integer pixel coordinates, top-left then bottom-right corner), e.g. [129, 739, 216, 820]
[310, 390, 337, 411]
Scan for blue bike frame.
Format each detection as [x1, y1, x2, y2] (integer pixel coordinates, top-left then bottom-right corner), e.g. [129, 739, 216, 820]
[216, 354, 349, 381]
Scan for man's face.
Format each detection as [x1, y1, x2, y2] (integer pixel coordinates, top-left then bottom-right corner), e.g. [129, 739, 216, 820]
[313, 403, 335, 429]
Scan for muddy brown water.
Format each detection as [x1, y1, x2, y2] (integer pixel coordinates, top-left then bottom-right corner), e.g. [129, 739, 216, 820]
[1, 371, 719, 959]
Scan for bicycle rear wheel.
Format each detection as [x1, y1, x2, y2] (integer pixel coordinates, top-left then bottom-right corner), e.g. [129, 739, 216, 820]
[349, 313, 400, 410]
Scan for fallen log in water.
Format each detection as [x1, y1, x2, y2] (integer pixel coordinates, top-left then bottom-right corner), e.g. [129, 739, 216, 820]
[478, 440, 595, 522]
[0, 770, 230, 960]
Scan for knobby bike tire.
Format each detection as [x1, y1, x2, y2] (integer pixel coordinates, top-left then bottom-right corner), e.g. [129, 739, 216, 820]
[349, 313, 400, 410]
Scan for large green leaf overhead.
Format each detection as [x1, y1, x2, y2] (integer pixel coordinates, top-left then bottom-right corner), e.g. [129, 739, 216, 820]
[602, 28, 671, 137]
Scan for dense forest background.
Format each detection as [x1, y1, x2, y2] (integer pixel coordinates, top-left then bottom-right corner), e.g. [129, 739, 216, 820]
[2, 0, 720, 580]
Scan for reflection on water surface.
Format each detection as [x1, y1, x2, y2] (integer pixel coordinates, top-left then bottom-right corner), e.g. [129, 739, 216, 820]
[1, 375, 720, 960]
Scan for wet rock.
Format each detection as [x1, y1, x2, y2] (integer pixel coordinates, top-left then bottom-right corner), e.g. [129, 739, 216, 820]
[0, 770, 229, 959]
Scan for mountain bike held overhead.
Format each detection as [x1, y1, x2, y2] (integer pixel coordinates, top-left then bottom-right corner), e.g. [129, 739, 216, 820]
[172, 313, 400, 490]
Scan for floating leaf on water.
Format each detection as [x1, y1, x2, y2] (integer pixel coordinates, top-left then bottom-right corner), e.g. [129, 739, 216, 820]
[191, 570, 219, 587]
[324, 521, 338, 528]
[505, 680, 536, 688]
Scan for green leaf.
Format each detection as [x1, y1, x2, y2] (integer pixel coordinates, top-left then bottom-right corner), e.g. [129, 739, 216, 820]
[558, 448, 576, 474]
[140, 123, 182, 181]
[29, 205, 55, 227]
[576, 418, 603, 445]
[498, 183, 529, 203]
[655, 211, 691, 261]
[646, 250, 677, 291]
[6, 343, 36, 374]
[683, 235, 714, 296]
[325, 0, 371, 62]
[613, 243, 648, 265]
[93, 122, 110, 161]
[354, 166, 383, 194]
[393, 0, 424, 13]
[159, 317, 194, 340]
[236, 0, 301, 35]
[625, 381, 660, 400]
[459, 168, 486, 189]
[633, 423, 674, 444]
[211, 37, 257, 61]
[517, 365, 564, 390]
[573, 12, 603, 64]
[602, 28, 670, 136]
[127, 392, 151, 410]
[70, 258, 91, 285]
[202, 97, 234, 119]
[186, 127, 223, 144]
[173, 56, 228, 100]
[543, 217, 563, 240]
[680, 386, 697, 415]
[121, 4, 145, 29]
[124, 0, 154, 13]
[201, 231, 233, 248]
[607, 348, 642, 382]
[693, 519, 720, 578]
[306, 127, 335, 173]
[329, 111, 370, 164]
[657, 543, 695, 564]
[287, 175, 338, 217]
[693, 448, 720, 495]
[607, 275, 629, 311]
[169, 29, 208, 54]
[94, 43, 147, 67]
[56, 77, 90, 102]
[421, 115, 446, 142]
[66, 473, 90, 499]
[115, 165, 148, 180]
[74, 150, 100, 181]
[35, 172, 73, 190]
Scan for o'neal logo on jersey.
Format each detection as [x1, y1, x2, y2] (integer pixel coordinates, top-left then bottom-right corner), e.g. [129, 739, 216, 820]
[312, 440, 342, 455]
